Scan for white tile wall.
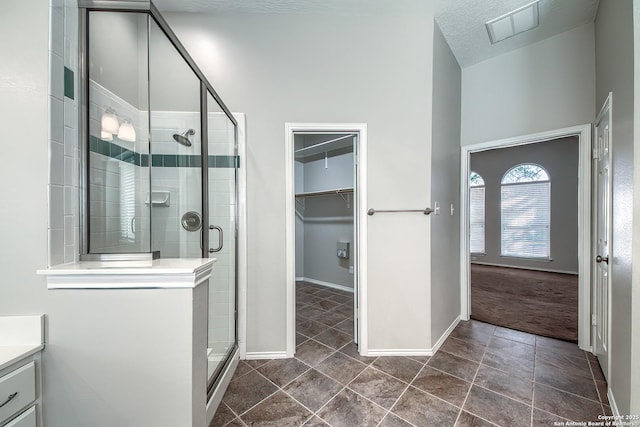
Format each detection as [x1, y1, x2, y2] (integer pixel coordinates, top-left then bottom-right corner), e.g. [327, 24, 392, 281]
[49, 0, 79, 266]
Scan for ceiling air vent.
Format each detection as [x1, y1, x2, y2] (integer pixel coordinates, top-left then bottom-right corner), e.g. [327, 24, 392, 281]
[486, 1, 539, 44]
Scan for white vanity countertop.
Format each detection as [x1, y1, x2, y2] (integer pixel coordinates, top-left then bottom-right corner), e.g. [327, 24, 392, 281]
[0, 315, 45, 371]
[0, 345, 44, 371]
[37, 258, 216, 289]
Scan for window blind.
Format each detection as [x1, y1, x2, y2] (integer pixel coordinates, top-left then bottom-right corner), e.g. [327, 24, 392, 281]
[470, 186, 485, 253]
[120, 162, 136, 242]
[501, 182, 550, 258]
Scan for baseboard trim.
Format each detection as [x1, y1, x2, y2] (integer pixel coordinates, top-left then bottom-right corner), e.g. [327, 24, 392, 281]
[608, 388, 620, 419]
[367, 349, 433, 357]
[470, 261, 578, 276]
[367, 316, 461, 357]
[296, 277, 354, 293]
[244, 351, 289, 360]
[431, 316, 461, 354]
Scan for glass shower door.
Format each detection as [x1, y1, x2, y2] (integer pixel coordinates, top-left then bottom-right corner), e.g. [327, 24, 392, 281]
[148, 19, 203, 258]
[206, 92, 238, 385]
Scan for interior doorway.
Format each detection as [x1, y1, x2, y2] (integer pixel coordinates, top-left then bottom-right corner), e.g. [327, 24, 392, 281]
[285, 123, 368, 357]
[468, 138, 579, 342]
[460, 125, 592, 350]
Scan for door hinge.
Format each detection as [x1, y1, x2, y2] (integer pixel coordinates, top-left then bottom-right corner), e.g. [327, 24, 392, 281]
[592, 148, 598, 160]
[592, 313, 597, 326]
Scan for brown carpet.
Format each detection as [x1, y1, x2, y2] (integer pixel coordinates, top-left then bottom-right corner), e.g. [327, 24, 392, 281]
[470, 264, 578, 342]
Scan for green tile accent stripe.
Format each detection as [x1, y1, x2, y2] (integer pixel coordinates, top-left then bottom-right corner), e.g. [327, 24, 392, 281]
[64, 67, 74, 99]
[89, 136, 237, 168]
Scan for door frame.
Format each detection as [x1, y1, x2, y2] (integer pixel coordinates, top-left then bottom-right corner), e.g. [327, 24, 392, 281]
[459, 124, 592, 350]
[285, 123, 368, 357]
[236, 114, 248, 359]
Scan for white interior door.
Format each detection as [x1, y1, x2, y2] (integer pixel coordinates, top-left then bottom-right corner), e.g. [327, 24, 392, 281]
[352, 135, 359, 345]
[594, 94, 612, 382]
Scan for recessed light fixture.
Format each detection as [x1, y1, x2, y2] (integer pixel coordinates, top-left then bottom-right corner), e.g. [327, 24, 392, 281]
[486, 1, 539, 44]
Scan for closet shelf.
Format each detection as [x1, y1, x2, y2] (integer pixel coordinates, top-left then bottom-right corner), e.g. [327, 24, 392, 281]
[294, 134, 355, 159]
[295, 188, 353, 207]
[295, 188, 354, 198]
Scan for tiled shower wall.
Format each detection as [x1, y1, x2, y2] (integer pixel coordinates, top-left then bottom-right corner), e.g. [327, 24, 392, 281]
[48, 0, 79, 267]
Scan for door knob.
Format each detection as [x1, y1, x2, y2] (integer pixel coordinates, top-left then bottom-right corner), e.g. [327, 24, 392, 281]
[596, 255, 609, 264]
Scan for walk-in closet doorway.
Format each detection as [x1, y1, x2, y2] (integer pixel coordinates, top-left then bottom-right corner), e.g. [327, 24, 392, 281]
[285, 123, 369, 357]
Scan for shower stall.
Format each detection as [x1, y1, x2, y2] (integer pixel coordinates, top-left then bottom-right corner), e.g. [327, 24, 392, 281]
[78, 0, 238, 405]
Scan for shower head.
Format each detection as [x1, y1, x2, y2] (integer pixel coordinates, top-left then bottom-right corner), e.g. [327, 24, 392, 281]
[173, 129, 195, 147]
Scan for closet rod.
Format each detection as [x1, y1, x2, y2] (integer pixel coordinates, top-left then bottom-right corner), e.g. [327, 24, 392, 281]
[367, 208, 434, 216]
[295, 134, 355, 154]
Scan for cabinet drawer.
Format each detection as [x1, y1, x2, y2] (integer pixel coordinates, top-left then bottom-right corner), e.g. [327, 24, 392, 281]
[3, 406, 36, 427]
[0, 363, 35, 424]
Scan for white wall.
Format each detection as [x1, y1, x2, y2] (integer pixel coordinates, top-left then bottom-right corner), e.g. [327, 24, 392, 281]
[595, 0, 635, 415]
[430, 24, 461, 342]
[470, 137, 579, 273]
[632, 2, 640, 415]
[0, 2, 49, 303]
[461, 23, 596, 146]
[166, 7, 437, 353]
[89, 11, 144, 109]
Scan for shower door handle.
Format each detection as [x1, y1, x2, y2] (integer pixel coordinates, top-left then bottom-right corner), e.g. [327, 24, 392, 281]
[209, 225, 223, 253]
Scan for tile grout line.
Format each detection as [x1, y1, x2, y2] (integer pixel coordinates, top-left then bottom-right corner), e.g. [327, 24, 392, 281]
[375, 381, 414, 427]
[531, 346, 537, 427]
[375, 359, 430, 426]
[454, 326, 500, 426]
[531, 335, 606, 420]
[532, 374, 606, 406]
[310, 383, 350, 427]
[467, 325, 539, 426]
[586, 353, 607, 415]
[294, 290, 361, 426]
[217, 402, 243, 427]
[223, 319, 604, 426]
[233, 362, 313, 422]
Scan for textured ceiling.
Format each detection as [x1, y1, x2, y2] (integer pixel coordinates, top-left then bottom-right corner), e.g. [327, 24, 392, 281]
[152, 0, 599, 68]
[153, 0, 430, 16]
[435, 0, 599, 67]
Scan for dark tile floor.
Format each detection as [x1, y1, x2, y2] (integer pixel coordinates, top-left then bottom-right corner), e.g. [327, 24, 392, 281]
[211, 282, 611, 426]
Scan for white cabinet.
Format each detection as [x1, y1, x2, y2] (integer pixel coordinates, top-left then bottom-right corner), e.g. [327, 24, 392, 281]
[0, 315, 44, 427]
[0, 362, 35, 424]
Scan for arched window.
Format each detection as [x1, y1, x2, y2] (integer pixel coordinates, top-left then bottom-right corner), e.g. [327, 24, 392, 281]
[501, 164, 551, 259]
[469, 172, 485, 254]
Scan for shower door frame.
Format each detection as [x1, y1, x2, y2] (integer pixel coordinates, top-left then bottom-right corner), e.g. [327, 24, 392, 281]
[285, 123, 369, 357]
[78, 0, 238, 258]
[77, 1, 246, 419]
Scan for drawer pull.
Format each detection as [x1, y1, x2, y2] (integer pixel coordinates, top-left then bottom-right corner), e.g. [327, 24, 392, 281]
[0, 392, 18, 409]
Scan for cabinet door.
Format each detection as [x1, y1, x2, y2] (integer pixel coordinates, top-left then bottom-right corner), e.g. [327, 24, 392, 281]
[3, 406, 36, 427]
[0, 362, 35, 424]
